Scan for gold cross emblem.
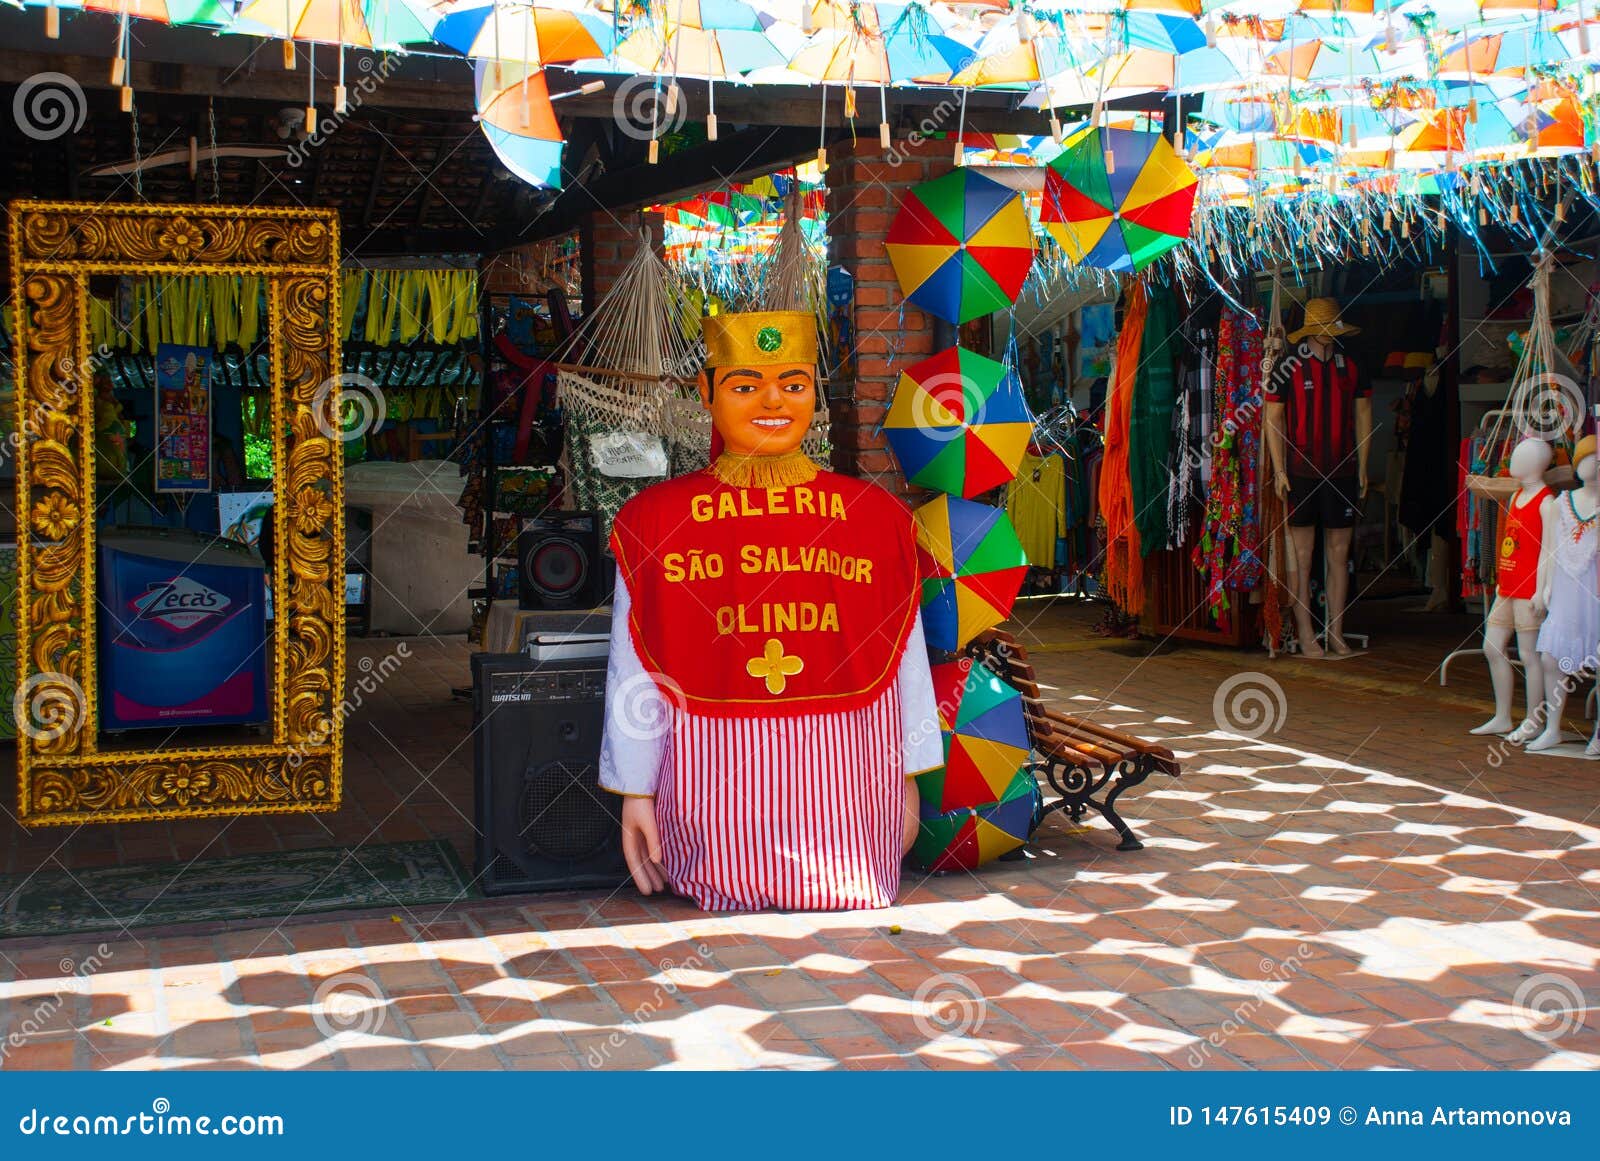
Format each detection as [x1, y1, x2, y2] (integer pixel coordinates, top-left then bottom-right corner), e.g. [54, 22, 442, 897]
[746, 638, 804, 695]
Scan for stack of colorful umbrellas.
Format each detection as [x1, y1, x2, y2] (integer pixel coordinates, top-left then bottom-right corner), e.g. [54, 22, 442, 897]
[912, 495, 1028, 654]
[884, 346, 1033, 498]
[885, 168, 1034, 325]
[910, 656, 1037, 873]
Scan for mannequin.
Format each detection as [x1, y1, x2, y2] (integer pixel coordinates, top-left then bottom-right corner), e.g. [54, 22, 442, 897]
[1266, 297, 1373, 657]
[599, 310, 942, 910]
[1470, 436, 1554, 741]
[1529, 435, 1599, 753]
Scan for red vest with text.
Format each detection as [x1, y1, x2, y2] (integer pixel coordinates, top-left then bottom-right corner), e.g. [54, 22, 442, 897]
[610, 468, 920, 717]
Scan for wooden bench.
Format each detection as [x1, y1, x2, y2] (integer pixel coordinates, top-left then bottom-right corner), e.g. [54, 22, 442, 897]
[965, 628, 1180, 851]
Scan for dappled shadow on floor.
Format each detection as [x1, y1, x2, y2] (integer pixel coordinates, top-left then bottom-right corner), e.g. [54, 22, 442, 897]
[3, 620, 1597, 1070]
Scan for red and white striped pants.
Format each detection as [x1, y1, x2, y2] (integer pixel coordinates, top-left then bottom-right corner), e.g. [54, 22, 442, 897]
[655, 684, 906, 911]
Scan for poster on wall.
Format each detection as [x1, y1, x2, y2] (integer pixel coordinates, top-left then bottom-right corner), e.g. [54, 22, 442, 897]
[218, 490, 274, 553]
[219, 491, 275, 619]
[155, 343, 213, 493]
[1077, 304, 1115, 381]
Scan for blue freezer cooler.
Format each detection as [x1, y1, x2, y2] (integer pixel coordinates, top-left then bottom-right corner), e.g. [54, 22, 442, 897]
[97, 527, 269, 731]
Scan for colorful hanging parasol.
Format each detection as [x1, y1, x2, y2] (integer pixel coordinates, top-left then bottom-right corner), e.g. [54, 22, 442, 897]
[429, 0, 613, 63]
[884, 345, 1033, 498]
[476, 58, 565, 188]
[911, 767, 1036, 872]
[917, 656, 1033, 814]
[913, 494, 1028, 653]
[885, 168, 1034, 325]
[1042, 125, 1198, 273]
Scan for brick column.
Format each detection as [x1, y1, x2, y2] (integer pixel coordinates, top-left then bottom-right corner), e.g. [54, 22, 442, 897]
[824, 135, 955, 495]
[580, 208, 665, 313]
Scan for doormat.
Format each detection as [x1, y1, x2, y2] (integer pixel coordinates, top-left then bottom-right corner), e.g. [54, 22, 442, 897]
[0, 840, 474, 939]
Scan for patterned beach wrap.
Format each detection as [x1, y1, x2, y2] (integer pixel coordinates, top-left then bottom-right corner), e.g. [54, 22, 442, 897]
[611, 468, 920, 716]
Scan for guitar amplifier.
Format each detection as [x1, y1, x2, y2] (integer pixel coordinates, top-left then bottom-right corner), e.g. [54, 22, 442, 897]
[471, 650, 629, 896]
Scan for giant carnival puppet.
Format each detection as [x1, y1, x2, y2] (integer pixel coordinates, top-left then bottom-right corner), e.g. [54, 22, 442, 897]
[598, 310, 942, 910]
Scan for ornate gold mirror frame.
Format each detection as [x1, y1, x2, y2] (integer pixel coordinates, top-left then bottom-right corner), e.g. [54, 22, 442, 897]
[9, 200, 345, 825]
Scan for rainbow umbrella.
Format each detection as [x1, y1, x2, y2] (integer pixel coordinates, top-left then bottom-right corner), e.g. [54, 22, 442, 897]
[786, 1, 975, 84]
[917, 656, 1033, 813]
[912, 768, 1036, 872]
[476, 58, 564, 188]
[430, 0, 613, 63]
[228, 0, 395, 46]
[1042, 126, 1197, 273]
[884, 346, 1033, 498]
[885, 168, 1034, 325]
[913, 495, 1028, 653]
[93, 0, 240, 23]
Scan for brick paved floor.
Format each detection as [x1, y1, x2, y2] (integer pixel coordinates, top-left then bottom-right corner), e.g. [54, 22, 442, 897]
[2, 598, 1598, 1070]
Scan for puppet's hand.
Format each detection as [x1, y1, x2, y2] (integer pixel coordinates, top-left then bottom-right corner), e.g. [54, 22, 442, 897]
[1274, 473, 1290, 499]
[621, 796, 667, 896]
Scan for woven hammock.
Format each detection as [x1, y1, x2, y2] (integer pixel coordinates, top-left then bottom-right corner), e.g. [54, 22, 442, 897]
[552, 231, 699, 533]
[1467, 252, 1582, 501]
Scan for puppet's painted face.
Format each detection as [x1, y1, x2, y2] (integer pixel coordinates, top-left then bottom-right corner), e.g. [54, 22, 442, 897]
[699, 362, 815, 458]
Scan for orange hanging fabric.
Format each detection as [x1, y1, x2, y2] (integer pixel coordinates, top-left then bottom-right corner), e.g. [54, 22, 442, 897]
[1099, 279, 1149, 616]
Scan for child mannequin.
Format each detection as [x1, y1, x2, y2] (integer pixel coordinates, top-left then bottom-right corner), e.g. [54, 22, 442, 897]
[1470, 437, 1555, 742]
[1529, 436, 1600, 753]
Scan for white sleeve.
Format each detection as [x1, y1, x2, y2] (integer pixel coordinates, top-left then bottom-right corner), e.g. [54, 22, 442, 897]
[598, 570, 670, 797]
[897, 609, 944, 776]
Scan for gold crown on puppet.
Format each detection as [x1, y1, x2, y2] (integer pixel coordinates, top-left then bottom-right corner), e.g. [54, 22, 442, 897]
[703, 310, 818, 368]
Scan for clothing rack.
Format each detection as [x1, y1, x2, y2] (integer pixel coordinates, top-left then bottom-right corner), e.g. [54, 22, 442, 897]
[1440, 407, 1518, 687]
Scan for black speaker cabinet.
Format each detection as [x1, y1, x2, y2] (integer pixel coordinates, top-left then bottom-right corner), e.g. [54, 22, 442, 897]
[471, 652, 628, 896]
[516, 511, 612, 610]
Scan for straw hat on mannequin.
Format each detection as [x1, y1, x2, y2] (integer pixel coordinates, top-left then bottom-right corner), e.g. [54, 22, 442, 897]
[1289, 297, 1360, 344]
